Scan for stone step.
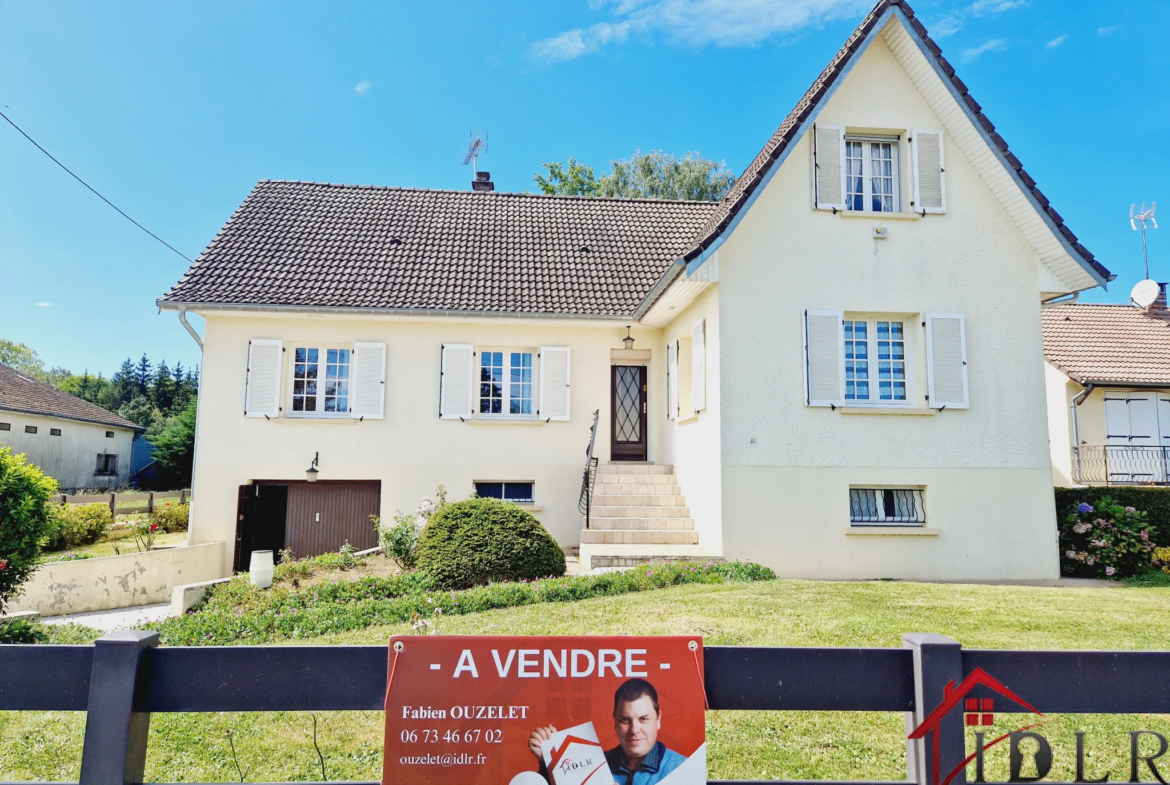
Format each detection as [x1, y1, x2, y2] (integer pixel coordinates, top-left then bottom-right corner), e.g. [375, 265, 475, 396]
[580, 530, 699, 545]
[587, 517, 694, 531]
[592, 494, 687, 507]
[598, 474, 677, 485]
[590, 505, 691, 519]
[599, 464, 674, 475]
[594, 483, 682, 496]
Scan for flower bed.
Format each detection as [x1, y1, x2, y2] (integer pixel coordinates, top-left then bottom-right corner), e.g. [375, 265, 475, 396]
[1059, 496, 1158, 578]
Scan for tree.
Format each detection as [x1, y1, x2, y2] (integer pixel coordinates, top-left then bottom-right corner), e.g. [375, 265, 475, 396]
[532, 149, 737, 202]
[118, 395, 160, 429]
[0, 446, 58, 614]
[0, 339, 46, 378]
[135, 354, 152, 395]
[150, 399, 196, 488]
[152, 359, 176, 411]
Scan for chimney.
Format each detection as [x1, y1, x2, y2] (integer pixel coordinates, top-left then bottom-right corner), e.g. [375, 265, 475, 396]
[472, 171, 494, 192]
[1154, 283, 1168, 312]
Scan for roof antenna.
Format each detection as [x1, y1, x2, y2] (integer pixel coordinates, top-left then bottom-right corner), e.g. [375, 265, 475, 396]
[463, 130, 493, 191]
[1130, 202, 1158, 280]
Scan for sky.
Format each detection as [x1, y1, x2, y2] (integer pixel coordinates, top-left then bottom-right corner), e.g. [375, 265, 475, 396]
[1, 0, 1167, 377]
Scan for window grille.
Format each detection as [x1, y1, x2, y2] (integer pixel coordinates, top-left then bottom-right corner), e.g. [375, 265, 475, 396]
[850, 488, 925, 525]
[475, 482, 535, 503]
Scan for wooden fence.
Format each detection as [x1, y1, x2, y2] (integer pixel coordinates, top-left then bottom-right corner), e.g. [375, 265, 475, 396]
[51, 489, 190, 518]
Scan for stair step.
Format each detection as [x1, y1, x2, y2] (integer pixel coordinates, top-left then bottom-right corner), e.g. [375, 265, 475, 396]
[590, 506, 691, 519]
[594, 484, 682, 496]
[592, 495, 687, 507]
[587, 517, 694, 531]
[599, 474, 677, 485]
[580, 530, 699, 545]
[599, 464, 674, 475]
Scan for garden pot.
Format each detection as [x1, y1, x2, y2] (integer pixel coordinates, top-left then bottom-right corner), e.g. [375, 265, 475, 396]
[249, 550, 275, 588]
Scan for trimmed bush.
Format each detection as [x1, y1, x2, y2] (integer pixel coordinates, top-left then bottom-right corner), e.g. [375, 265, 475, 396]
[43, 502, 112, 550]
[415, 498, 565, 589]
[151, 502, 189, 533]
[0, 446, 58, 613]
[1058, 496, 1156, 578]
[1055, 487, 1170, 549]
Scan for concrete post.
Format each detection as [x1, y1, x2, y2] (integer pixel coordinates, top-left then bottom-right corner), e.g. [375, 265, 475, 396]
[904, 632, 966, 785]
[79, 630, 159, 785]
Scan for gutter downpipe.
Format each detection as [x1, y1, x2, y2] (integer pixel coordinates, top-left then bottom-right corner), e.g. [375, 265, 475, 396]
[178, 310, 203, 350]
[1071, 383, 1094, 484]
[176, 309, 204, 551]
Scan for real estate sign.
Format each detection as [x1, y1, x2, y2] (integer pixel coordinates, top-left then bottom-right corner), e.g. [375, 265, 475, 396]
[383, 635, 706, 785]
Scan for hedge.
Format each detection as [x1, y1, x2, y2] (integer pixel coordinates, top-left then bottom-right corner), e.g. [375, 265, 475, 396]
[1055, 487, 1170, 548]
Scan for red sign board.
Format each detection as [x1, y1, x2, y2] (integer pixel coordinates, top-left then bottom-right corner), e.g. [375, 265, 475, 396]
[383, 636, 706, 785]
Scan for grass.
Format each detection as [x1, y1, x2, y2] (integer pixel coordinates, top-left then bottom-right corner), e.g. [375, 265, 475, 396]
[38, 530, 188, 562]
[4, 579, 1170, 782]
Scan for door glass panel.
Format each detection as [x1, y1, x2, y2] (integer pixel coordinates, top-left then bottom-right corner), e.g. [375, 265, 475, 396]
[615, 367, 642, 443]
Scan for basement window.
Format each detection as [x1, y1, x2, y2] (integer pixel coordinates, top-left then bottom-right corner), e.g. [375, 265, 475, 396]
[475, 482, 535, 504]
[850, 488, 925, 526]
[25, 425, 37, 434]
[50, 428, 62, 436]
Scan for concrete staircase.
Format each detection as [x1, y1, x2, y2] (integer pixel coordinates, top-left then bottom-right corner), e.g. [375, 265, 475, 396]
[580, 463, 698, 546]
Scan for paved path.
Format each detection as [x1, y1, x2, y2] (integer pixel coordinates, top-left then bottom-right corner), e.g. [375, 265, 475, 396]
[42, 602, 174, 632]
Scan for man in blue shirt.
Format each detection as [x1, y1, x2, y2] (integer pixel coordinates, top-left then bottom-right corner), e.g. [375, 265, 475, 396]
[528, 679, 686, 785]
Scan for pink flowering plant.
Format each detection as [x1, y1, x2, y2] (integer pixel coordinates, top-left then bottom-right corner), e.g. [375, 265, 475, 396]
[1059, 496, 1157, 579]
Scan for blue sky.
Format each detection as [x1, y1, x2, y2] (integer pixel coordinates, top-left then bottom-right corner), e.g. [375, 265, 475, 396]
[1, 0, 1166, 377]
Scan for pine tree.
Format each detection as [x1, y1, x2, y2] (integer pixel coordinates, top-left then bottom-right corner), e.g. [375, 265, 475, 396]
[135, 354, 152, 395]
[152, 359, 176, 411]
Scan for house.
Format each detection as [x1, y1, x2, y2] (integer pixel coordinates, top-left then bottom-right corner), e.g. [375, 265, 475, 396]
[0, 363, 144, 491]
[159, 0, 1111, 579]
[1043, 291, 1170, 487]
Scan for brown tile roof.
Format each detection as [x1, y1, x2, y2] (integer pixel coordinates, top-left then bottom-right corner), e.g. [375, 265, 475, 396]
[1042, 304, 1170, 385]
[0, 364, 143, 431]
[679, 0, 1111, 285]
[159, 181, 717, 317]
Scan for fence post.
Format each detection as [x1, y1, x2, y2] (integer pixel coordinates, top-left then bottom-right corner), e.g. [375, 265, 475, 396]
[904, 633, 966, 785]
[180, 489, 187, 504]
[78, 630, 159, 785]
[148, 491, 154, 514]
[110, 493, 117, 520]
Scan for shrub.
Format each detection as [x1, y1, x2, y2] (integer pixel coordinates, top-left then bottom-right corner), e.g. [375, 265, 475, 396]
[415, 497, 566, 589]
[376, 486, 449, 570]
[0, 446, 58, 613]
[0, 617, 48, 644]
[1153, 547, 1170, 575]
[1055, 487, 1170, 549]
[43, 502, 111, 550]
[1059, 496, 1157, 579]
[151, 502, 189, 533]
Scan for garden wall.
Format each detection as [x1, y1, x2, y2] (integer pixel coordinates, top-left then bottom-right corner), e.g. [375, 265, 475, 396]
[7, 543, 224, 616]
[1054, 487, 1170, 546]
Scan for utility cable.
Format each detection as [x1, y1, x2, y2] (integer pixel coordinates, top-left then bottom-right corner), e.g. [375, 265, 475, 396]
[0, 109, 193, 263]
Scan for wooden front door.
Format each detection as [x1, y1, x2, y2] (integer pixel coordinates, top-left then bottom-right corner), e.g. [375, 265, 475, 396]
[611, 365, 647, 461]
[285, 481, 381, 558]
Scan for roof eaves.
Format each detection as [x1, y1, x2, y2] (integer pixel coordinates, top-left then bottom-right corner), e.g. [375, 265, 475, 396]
[0, 404, 146, 432]
[156, 299, 637, 323]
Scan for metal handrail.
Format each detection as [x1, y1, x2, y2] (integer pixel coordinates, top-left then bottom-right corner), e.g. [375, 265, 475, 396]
[1072, 444, 1170, 486]
[578, 409, 600, 528]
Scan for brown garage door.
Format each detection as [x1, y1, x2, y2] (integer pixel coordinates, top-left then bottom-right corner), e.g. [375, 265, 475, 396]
[285, 482, 380, 558]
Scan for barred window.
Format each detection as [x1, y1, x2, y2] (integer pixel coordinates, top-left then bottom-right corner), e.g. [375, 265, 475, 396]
[850, 488, 925, 525]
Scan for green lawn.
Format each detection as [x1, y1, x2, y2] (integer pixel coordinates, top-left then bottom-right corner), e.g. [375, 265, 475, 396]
[38, 531, 188, 563]
[4, 579, 1170, 782]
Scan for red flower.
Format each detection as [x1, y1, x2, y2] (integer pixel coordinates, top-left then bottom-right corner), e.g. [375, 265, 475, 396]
[0, 559, 7, 570]
[150, 523, 158, 532]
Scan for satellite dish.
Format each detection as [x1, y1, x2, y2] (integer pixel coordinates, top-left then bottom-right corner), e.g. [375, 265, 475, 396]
[1131, 279, 1160, 309]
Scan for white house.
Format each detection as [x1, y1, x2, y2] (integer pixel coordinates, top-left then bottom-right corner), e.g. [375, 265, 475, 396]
[161, 0, 1112, 579]
[0, 363, 144, 491]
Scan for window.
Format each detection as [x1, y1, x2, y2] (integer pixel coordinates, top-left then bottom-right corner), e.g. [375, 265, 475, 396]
[25, 425, 37, 434]
[850, 488, 924, 525]
[95, 454, 118, 476]
[50, 428, 61, 436]
[0, 423, 9, 431]
[476, 481, 535, 504]
[845, 138, 899, 213]
[479, 351, 533, 416]
[291, 347, 350, 414]
[845, 319, 906, 403]
[106, 431, 115, 438]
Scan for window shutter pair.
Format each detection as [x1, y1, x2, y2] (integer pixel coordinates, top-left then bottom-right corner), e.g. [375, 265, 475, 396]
[812, 124, 945, 214]
[440, 344, 570, 421]
[244, 339, 386, 419]
[802, 311, 968, 409]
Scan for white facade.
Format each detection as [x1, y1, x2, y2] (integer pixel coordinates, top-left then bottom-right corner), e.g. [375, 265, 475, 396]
[0, 409, 137, 491]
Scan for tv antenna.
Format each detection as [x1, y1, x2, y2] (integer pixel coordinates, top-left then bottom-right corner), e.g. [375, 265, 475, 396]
[1130, 202, 1158, 279]
[462, 130, 489, 171]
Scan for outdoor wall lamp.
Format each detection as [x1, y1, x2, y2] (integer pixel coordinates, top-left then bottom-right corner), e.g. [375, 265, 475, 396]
[305, 452, 320, 483]
[623, 326, 635, 350]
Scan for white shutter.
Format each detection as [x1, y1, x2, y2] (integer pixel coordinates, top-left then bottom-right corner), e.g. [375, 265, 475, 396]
[351, 342, 386, 419]
[244, 339, 282, 418]
[439, 343, 474, 420]
[1104, 393, 1131, 444]
[925, 313, 968, 409]
[1126, 394, 1158, 446]
[911, 128, 946, 214]
[667, 340, 678, 421]
[538, 346, 571, 422]
[692, 320, 706, 412]
[813, 124, 846, 211]
[804, 310, 844, 407]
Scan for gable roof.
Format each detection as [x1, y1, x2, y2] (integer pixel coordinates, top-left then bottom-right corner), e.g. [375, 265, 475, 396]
[0, 364, 143, 431]
[159, 181, 717, 318]
[1042, 303, 1170, 386]
[676, 0, 1111, 289]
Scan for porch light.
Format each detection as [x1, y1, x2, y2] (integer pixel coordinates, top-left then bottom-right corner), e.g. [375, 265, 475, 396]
[306, 452, 320, 482]
[623, 327, 635, 350]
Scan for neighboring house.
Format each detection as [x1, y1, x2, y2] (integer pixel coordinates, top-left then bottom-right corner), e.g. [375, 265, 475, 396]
[1043, 292, 1170, 487]
[0, 363, 144, 491]
[160, 0, 1111, 579]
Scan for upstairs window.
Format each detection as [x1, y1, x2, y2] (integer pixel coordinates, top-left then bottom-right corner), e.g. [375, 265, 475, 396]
[291, 347, 351, 414]
[479, 350, 533, 417]
[845, 137, 899, 213]
[844, 319, 907, 403]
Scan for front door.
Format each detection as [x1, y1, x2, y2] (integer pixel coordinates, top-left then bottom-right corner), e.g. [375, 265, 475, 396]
[611, 365, 647, 461]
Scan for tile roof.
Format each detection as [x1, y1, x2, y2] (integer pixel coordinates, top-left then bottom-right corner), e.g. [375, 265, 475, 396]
[1042, 303, 1170, 385]
[0, 364, 143, 431]
[679, 0, 1111, 285]
[159, 182, 717, 317]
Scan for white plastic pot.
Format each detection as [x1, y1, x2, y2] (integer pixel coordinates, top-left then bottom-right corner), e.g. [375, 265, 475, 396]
[249, 549, 275, 589]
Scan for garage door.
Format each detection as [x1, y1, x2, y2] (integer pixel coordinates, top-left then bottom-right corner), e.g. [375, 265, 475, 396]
[285, 482, 381, 558]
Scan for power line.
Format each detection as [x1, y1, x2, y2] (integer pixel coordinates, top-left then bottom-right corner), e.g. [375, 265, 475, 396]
[0, 109, 193, 263]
